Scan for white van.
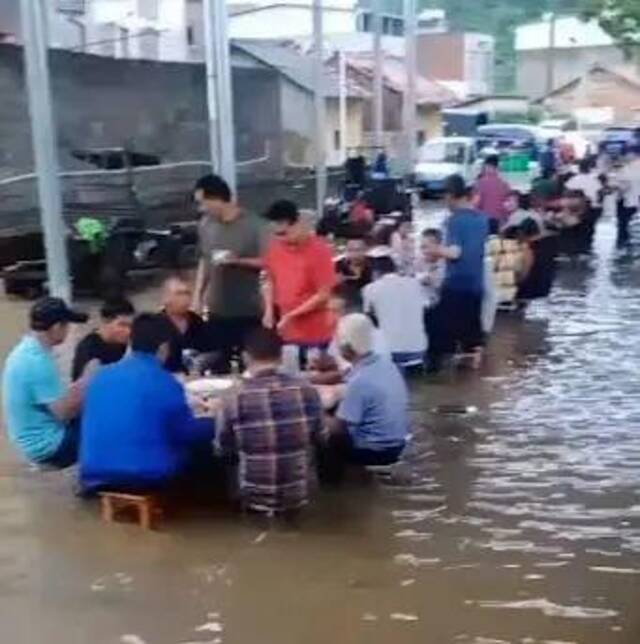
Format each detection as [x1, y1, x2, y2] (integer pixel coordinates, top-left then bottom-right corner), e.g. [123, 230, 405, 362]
[414, 137, 479, 195]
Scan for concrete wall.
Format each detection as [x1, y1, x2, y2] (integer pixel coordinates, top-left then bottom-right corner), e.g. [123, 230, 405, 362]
[417, 33, 465, 82]
[0, 44, 282, 226]
[517, 46, 626, 99]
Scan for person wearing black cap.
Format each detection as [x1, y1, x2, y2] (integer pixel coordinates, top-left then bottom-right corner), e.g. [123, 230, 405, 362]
[2, 297, 90, 469]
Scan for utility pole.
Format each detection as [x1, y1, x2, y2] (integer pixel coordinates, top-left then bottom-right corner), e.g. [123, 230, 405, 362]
[313, 0, 327, 218]
[203, 0, 236, 193]
[373, 0, 384, 148]
[338, 49, 348, 164]
[20, 0, 71, 301]
[545, 9, 557, 97]
[403, 0, 417, 175]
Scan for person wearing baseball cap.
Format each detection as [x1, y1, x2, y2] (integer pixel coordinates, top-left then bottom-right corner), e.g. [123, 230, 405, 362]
[2, 297, 89, 469]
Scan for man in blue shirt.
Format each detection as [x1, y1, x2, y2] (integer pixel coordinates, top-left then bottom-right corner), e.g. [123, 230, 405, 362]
[329, 313, 409, 471]
[2, 297, 89, 469]
[429, 174, 489, 371]
[79, 314, 214, 494]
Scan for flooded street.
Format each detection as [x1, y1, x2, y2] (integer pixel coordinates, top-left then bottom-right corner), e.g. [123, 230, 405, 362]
[1, 213, 640, 644]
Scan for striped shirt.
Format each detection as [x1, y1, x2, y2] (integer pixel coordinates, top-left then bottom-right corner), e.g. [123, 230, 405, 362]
[217, 370, 327, 512]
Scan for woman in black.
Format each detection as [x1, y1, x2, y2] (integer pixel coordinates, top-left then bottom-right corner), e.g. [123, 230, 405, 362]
[517, 218, 558, 303]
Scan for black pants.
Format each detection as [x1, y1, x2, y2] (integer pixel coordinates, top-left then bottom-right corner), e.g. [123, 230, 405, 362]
[616, 202, 636, 248]
[429, 289, 483, 362]
[208, 316, 260, 372]
[40, 420, 81, 469]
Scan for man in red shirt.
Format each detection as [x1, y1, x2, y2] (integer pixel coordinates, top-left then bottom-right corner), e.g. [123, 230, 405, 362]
[263, 200, 337, 352]
[473, 155, 512, 233]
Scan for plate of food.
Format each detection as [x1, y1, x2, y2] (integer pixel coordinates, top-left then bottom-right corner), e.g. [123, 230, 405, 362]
[185, 378, 235, 396]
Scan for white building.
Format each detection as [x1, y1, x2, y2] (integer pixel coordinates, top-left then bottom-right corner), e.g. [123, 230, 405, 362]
[515, 16, 627, 99]
[57, 0, 192, 62]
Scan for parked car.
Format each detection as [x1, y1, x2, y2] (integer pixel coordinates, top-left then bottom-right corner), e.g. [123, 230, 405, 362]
[414, 137, 479, 195]
[476, 124, 541, 159]
[598, 126, 640, 160]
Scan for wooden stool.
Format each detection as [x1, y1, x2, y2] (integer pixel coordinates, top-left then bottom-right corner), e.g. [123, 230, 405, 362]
[100, 492, 162, 530]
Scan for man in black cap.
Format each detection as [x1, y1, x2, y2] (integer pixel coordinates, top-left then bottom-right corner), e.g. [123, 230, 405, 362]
[2, 297, 90, 469]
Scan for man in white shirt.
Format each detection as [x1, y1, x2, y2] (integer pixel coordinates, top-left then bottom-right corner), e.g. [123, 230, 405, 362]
[363, 255, 426, 370]
[565, 159, 605, 251]
[565, 159, 602, 207]
[616, 148, 640, 248]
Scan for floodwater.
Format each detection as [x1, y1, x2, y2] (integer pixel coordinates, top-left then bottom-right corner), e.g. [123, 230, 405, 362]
[1, 214, 640, 644]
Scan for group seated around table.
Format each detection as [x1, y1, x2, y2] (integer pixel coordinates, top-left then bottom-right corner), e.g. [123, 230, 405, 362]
[0, 293, 411, 514]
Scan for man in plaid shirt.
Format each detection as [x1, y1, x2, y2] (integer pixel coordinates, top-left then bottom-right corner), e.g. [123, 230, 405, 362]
[216, 328, 327, 513]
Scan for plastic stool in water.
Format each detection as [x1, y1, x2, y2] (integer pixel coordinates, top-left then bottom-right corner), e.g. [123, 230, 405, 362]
[100, 492, 162, 530]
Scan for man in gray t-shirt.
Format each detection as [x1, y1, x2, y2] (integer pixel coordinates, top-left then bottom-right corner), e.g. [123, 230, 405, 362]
[193, 174, 264, 369]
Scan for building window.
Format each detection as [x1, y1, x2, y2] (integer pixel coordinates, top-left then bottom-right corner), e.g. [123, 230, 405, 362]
[334, 130, 341, 151]
[187, 25, 195, 46]
[361, 13, 372, 33]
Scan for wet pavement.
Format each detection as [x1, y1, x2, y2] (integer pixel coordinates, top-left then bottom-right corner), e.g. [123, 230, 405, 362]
[1, 213, 640, 643]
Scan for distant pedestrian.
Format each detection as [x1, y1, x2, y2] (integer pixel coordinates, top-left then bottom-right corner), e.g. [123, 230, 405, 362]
[615, 147, 640, 248]
[473, 154, 511, 233]
[539, 139, 557, 176]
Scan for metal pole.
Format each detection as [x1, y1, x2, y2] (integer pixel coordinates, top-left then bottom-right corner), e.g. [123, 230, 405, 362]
[313, 0, 327, 217]
[545, 11, 557, 96]
[203, 0, 236, 192]
[403, 0, 417, 174]
[203, 0, 219, 174]
[373, 0, 384, 148]
[338, 49, 348, 164]
[20, 0, 71, 301]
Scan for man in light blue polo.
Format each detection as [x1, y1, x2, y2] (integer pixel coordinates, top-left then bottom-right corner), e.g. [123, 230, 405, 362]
[2, 297, 89, 469]
[330, 313, 409, 467]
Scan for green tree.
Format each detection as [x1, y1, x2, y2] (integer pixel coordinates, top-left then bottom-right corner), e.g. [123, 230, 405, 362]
[581, 0, 640, 53]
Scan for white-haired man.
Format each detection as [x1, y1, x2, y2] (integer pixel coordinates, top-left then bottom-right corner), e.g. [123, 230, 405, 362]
[329, 313, 409, 467]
